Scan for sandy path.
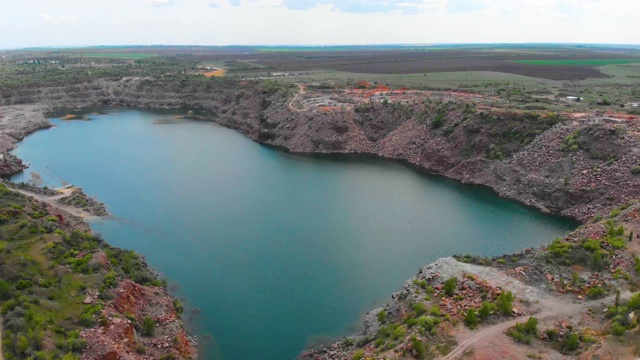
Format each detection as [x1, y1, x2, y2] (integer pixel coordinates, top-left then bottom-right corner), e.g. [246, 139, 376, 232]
[442, 292, 628, 360]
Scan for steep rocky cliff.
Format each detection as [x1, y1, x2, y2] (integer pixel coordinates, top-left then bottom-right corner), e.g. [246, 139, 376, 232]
[2, 77, 638, 222]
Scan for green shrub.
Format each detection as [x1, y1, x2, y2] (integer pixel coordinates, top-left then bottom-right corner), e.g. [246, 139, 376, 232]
[56, 330, 86, 352]
[606, 236, 625, 249]
[496, 291, 514, 315]
[353, 350, 365, 360]
[610, 323, 626, 336]
[103, 272, 118, 288]
[142, 317, 156, 337]
[417, 316, 439, 333]
[411, 336, 427, 359]
[413, 279, 428, 289]
[79, 305, 102, 328]
[412, 302, 427, 315]
[431, 112, 445, 129]
[592, 251, 605, 271]
[507, 328, 531, 344]
[587, 286, 605, 299]
[631, 166, 640, 175]
[443, 277, 457, 296]
[379, 323, 406, 341]
[173, 299, 184, 314]
[628, 292, 640, 310]
[478, 302, 494, 319]
[464, 309, 479, 329]
[61, 353, 80, 360]
[517, 317, 538, 335]
[405, 317, 418, 327]
[548, 238, 572, 257]
[430, 305, 441, 317]
[562, 332, 580, 351]
[582, 238, 600, 251]
[377, 309, 386, 323]
[545, 328, 557, 341]
[15, 280, 33, 290]
[0, 280, 13, 300]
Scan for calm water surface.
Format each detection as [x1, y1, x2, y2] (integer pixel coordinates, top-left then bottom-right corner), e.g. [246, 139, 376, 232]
[11, 109, 578, 360]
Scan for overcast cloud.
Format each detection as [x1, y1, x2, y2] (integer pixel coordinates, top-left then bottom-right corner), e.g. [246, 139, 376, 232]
[2, 0, 638, 49]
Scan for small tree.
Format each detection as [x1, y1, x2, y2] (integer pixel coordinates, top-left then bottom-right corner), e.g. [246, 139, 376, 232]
[478, 302, 494, 319]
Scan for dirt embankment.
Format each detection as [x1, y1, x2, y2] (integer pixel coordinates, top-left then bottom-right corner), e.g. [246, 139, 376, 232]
[1, 78, 639, 222]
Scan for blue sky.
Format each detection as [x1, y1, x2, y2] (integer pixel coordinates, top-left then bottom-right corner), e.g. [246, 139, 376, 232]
[1, 0, 638, 48]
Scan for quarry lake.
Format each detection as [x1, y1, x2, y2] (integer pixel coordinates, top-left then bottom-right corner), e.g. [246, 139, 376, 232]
[11, 109, 578, 360]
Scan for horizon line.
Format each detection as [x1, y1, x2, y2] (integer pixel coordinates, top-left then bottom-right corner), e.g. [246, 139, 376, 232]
[3, 42, 640, 52]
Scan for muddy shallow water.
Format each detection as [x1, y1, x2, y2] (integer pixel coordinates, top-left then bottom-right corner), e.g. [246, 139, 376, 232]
[11, 109, 578, 360]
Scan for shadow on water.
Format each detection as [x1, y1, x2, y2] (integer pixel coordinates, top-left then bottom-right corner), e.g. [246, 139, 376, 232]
[269, 149, 579, 227]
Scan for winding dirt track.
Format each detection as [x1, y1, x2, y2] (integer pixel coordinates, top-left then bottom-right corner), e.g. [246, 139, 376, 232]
[288, 84, 306, 112]
[442, 292, 628, 360]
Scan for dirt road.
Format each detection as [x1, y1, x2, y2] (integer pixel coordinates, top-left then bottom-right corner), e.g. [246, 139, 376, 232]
[442, 292, 628, 360]
[288, 84, 306, 112]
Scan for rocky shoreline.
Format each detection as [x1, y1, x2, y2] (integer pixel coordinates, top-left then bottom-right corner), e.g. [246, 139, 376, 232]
[2, 77, 638, 222]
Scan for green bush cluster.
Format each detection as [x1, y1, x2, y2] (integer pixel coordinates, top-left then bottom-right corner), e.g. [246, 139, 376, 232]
[605, 293, 640, 338]
[562, 130, 581, 152]
[548, 238, 573, 257]
[507, 317, 538, 344]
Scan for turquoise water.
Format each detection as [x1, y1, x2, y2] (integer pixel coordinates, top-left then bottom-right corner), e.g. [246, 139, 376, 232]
[11, 109, 577, 360]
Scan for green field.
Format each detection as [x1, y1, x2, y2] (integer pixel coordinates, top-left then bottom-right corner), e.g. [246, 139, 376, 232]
[254, 45, 434, 53]
[513, 59, 640, 66]
[77, 53, 157, 59]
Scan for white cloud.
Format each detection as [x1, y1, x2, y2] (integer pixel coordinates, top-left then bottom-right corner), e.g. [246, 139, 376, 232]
[31, 12, 76, 26]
